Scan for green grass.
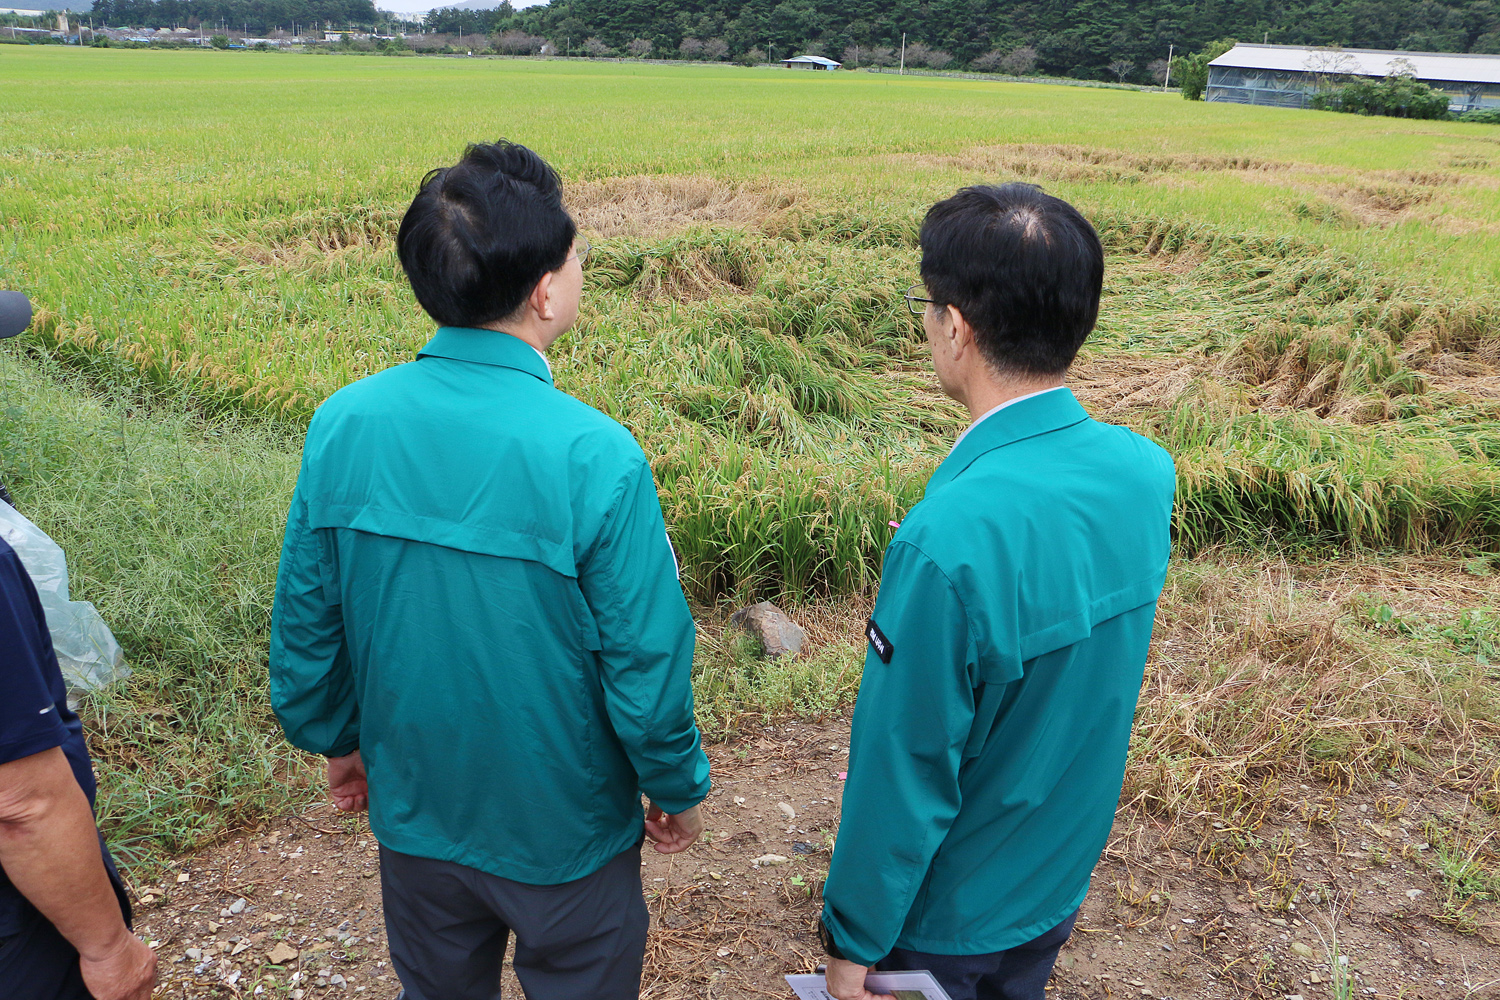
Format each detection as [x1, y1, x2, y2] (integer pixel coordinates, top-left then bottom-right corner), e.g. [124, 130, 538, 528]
[0, 350, 308, 865]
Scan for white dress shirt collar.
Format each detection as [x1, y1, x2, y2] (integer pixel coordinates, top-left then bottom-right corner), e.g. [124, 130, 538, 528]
[949, 386, 1068, 454]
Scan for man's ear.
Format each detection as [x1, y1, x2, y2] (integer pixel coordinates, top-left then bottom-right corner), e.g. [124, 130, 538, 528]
[530, 271, 556, 322]
[945, 304, 976, 359]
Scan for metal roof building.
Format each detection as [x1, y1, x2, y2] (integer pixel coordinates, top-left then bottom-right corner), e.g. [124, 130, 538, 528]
[782, 55, 841, 70]
[1207, 42, 1500, 112]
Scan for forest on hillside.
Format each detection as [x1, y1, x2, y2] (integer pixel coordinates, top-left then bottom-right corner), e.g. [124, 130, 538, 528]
[429, 0, 1500, 81]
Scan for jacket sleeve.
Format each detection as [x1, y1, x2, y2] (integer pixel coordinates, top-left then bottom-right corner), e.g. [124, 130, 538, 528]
[821, 540, 975, 966]
[268, 485, 360, 758]
[578, 460, 710, 815]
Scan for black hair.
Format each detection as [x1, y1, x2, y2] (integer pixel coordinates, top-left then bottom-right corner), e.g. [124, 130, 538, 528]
[397, 140, 577, 328]
[919, 183, 1104, 377]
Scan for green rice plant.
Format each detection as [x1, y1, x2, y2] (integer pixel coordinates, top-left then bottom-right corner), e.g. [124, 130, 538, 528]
[6, 49, 1500, 603]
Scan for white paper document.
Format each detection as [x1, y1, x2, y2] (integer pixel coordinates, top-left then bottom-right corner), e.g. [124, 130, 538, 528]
[785, 970, 953, 1000]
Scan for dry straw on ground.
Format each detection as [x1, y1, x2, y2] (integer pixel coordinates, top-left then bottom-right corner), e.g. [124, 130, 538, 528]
[567, 176, 801, 240]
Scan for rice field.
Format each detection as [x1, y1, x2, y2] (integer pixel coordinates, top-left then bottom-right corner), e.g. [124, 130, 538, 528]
[5, 49, 1500, 599]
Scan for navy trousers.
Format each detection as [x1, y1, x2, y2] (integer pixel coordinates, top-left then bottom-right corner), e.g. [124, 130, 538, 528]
[875, 907, 1080, 1000]
[0, 840, 132, 1000]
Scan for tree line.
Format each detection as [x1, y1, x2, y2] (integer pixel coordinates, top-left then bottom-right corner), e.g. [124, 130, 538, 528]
[88, 0, 382, 34]
[424, 0, 1500, 83]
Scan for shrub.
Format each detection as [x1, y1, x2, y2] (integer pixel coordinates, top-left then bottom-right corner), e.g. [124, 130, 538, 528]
[678, 36, 702, 59]
[581, 36, 612, 57]
[970, 45, 1034, 74]
[626, 37, 651, 58]
[1174, 38, 1236, 100]
[1311, 74, 1451, 120]
[209, 33, 230, 49]
[702, 37, 728, 60]
[1000, 45, 1037, 74]
[492, 29, 545, 55]
[1458, 107, 1500, 124]
[969, 49, 1004, 72]
[737, 45, 765, 65]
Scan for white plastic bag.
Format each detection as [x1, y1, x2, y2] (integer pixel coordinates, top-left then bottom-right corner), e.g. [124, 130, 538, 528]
[0, 500, 129, 693]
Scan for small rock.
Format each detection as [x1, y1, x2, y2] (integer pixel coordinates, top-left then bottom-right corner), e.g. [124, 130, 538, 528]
[176, 873, 190, 883]
[728, 602, 805, 659]
[223, 971, 241, 987]
[1406, 889, 1423, 899]
[716, 947, 732, 957]
[777, 802, 797, 820]
[1268, 918, 1288, 927]
[231, 941, 251, 956]
[791, 841, 817, 854]
[1291, 943, 1316, 959]
[732, 796, 746, 806]
[329, 974, 346, 987]
[228, 899, 247, 915]
[752, 854, 789, 867]
[207, 921, 220, 933]
[185, 948, 202, 961]
[267, 941, 299, 965]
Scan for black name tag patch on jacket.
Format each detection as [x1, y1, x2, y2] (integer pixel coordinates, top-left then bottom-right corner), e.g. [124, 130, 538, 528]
[866, 618, 894, 663]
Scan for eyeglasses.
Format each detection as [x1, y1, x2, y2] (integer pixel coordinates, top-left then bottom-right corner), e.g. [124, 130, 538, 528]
[570, 237, 591, 267]
[904, 283, 936, 316]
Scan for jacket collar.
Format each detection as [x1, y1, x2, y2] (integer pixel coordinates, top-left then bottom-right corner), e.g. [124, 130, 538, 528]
[417, 327, 553, 386]
[925, 388, 1090, 493]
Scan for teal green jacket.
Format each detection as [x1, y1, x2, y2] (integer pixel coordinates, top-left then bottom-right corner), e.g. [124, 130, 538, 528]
[821, 389, 1174, 963]
[269, 327, 711, 885]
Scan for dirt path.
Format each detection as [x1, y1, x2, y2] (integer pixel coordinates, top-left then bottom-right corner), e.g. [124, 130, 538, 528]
[134, 716, 1499, 1000]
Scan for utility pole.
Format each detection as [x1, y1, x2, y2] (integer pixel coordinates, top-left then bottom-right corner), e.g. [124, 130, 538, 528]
[899, 32, 905, 74]
[1163, 43, 1173, 90]
[1264, 31, 1269, 43]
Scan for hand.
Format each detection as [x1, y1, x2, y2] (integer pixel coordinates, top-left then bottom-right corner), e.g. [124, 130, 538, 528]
[825, 958, 895, 1000]
[327, 751, 368, 812]
[643, 802, 702, 854]
[79, 927, 157, 1000]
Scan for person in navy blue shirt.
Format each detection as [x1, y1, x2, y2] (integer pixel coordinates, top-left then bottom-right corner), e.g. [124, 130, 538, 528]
[0, 535, 156, 1000]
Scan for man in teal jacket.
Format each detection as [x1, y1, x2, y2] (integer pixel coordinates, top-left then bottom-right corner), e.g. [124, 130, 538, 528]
[269, 141, 710, 1000]
[820, 185, 1175, 1000]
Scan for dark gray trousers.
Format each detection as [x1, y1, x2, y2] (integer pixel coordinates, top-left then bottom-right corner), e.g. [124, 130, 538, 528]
[379, 844, 649, 1000]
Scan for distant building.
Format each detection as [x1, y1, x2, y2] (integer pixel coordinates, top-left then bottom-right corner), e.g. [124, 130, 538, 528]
[1207, 42, 1500, 112]
[782, 54, 841, 71]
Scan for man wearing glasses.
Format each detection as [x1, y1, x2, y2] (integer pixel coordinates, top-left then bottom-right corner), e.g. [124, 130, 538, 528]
[269, 140, 709, 1000]
[818, 184, 1175, 1000]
